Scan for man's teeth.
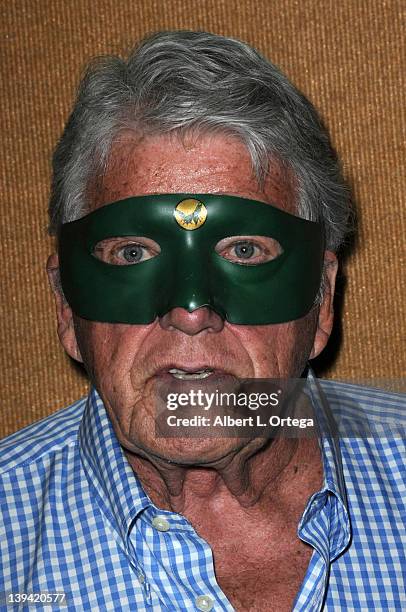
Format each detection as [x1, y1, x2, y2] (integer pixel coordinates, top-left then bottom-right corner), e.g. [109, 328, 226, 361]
[168, 368, 213, 380]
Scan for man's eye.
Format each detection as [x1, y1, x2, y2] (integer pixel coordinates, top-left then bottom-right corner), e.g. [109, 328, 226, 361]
[231, 242, 257, 260]
[215, 236, 283, 265]
[93, 237, 160, 265]
[118, 244, 146, 263]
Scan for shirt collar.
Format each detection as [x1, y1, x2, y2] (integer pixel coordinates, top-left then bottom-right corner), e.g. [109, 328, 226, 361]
[300, 367, 351, 562]
[78, 387, 151, 545]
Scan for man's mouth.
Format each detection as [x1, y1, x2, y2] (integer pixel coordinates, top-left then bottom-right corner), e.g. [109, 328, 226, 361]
[152, 365, 239, 396]
[168, 368, 214, 380]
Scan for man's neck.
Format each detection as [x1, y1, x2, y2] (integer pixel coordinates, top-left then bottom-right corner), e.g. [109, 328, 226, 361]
[124, 436, 323, 521]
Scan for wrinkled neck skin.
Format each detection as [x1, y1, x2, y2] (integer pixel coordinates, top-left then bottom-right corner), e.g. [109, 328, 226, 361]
[124, 435, 322, 520]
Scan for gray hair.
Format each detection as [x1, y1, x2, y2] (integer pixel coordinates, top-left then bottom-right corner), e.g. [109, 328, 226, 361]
[48, 30, 351, 251]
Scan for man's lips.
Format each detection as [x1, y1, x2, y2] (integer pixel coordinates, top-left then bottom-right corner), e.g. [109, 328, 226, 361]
[153, 363, 239, 380]
[151, 364, 241, 404]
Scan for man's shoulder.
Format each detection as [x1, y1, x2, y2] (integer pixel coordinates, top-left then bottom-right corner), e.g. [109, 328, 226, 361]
[0, 395, 88, 476]
[318, 378, 405, 490]
[318, 377, 405, 432]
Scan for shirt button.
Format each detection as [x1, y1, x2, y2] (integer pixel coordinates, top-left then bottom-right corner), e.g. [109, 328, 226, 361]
[195, 595, 214, 611]
[137, 572, 145, 584]
[151, 515, 170, 532]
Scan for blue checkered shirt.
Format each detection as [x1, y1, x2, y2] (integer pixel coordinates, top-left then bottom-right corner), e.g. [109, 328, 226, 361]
[1, 374, 405, 611]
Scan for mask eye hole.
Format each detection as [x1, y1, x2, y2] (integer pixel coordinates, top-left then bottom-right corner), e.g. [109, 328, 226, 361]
[93, 237, 161, 266]
[215, 236, 283, 265]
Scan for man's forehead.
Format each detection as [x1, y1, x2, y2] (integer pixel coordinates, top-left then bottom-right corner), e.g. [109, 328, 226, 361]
[90, 132, 297, 215]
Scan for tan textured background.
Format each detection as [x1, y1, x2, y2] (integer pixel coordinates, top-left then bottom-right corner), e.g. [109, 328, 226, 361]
[0, 0, 405, 438]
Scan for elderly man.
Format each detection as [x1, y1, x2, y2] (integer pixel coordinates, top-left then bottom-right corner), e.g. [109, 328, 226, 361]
[0, 31, 404, 612]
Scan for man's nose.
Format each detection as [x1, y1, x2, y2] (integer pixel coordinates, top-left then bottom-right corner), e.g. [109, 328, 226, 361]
[159, 306, 224, 334]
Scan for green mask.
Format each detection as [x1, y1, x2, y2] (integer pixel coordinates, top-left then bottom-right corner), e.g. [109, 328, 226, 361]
[58, 194, 324, 325]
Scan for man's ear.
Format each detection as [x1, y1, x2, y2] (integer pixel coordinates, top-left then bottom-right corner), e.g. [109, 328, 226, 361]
[46, 253, 83, 362]
[309, 251, 338, 359]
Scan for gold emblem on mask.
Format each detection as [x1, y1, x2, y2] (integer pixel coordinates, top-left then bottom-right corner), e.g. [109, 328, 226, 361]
[174, 198, 207, 230]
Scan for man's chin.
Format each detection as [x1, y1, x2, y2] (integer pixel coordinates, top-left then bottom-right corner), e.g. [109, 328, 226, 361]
[125, 431, 251, 468]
